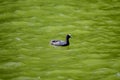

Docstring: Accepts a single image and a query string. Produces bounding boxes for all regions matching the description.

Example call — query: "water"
[0,0,120,80]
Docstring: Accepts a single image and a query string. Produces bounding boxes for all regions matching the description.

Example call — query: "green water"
[0,0,120,80]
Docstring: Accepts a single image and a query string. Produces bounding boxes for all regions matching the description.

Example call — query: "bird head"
[67,34,71,38]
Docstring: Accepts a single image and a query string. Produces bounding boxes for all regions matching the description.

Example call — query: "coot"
[50,34,71,46]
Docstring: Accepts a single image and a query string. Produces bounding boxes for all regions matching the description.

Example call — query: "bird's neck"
[66,37,70,44]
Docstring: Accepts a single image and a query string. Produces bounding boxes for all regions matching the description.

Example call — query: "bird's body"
[50,34,71,46]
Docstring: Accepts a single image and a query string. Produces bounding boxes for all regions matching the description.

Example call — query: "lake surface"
[0,0,120,80]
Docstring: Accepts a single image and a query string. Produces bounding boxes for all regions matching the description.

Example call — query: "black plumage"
[50,34,71,46]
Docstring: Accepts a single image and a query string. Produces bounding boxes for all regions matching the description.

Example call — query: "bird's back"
[51,40,66,46]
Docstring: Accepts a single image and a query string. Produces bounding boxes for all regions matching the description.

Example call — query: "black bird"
[50,34,71,46]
